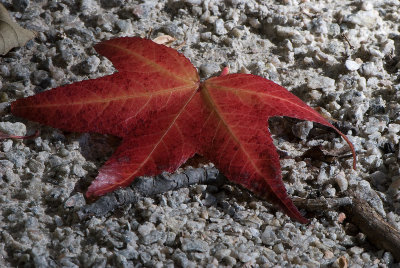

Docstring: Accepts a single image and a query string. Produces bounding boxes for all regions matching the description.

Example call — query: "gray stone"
[10,66,30,81]
[181,238,209,253]
[222,256,236,266]
[172,250,190,267]
[80,56,101,74]
[272,243,285,254]
[116,20,133,34]
[202,193,217,207]
[292,121,313,140]
[59,257,79,268]
[139,251,151,264]
[0,122,26,136]
[214,249,231,260]
[360,62,378,77]
[344,10,382,28]
[12,0,29,12]
[200,32,212,41]
[115,254,129,268]
[33,254,50,268]
[28,159,45,173]
[349,246,364,255]
[118,245,138,260]
[141,230,165,245]
[2,140,13,152]
[80,0,99,14]
[165,232,176,246]
[307,76,335,89]
[65,193,86,209]
[100,0,123,8]
[328,23,341,36]
[137,223,155,237]
[72,164,87,177]
[214,19,227,35]
[261,226,278,246]
[199,63,220,77]
[185,0,202,5]
[6,150,26,168]
[162,23,184,37]
[383,251,394,265]
[310,18,328,34]
[31,70,49,86]
[369,171,387,187]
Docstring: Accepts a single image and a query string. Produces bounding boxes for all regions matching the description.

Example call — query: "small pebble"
[345,60,361,71]
[80,56,101,74]
[324,250,334,259]
[0,122,26,136]
[307,76,335,89]
[199,63,220,77]
[214,19,227,35]
[12,0,29,12]
[100,0,123,8]
[335,171,348,192]
[181,238,209,253]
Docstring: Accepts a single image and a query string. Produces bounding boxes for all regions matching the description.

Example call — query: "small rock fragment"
[181,238,209,253]
[345,60,361,71]
[214,19,227,35]
[80,55,100,74]
[199,63,220,77]
[292,121,313,140]
[360,62,378,77]
[344,10,382,28]
[0,122,26,136]
[261,226,278,246]
[12,0,29,12]
[64,193,86,209]
[337,212,346,224]
[335,255,348,268]
[307,76,335,89]
[324,250,334,259]
[100,0,123,8]
[335,171,348,192]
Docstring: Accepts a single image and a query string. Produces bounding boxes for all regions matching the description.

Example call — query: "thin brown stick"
[345,190,400,261]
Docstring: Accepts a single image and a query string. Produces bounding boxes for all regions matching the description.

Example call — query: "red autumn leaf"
[11,37,356,223]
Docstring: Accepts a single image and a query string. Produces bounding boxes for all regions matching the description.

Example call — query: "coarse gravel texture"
[1,0,400,267]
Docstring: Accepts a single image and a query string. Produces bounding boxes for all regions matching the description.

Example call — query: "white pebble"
[344,10,382,28]
[214,19,227,35]
[307,76,335,89]
[335,171,348,192]
[388,124,400,133]
[345,60,361,71]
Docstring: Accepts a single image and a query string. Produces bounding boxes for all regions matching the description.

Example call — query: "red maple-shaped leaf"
[11,37,356,223]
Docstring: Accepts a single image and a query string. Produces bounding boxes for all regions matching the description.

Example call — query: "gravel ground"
[1,0,400,267]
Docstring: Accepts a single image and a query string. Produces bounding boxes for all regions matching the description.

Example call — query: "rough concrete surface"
[1,0,400,267]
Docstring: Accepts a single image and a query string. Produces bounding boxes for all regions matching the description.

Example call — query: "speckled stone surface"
[1,0,400,267]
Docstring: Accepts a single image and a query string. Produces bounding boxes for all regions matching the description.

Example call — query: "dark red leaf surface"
[11,37,356,223]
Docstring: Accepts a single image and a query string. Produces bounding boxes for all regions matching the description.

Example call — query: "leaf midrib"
[200,82,265,178]
[18,84,196,108]
[210,82,322,119]
[104,41,198,84]
[109,86,200,189]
